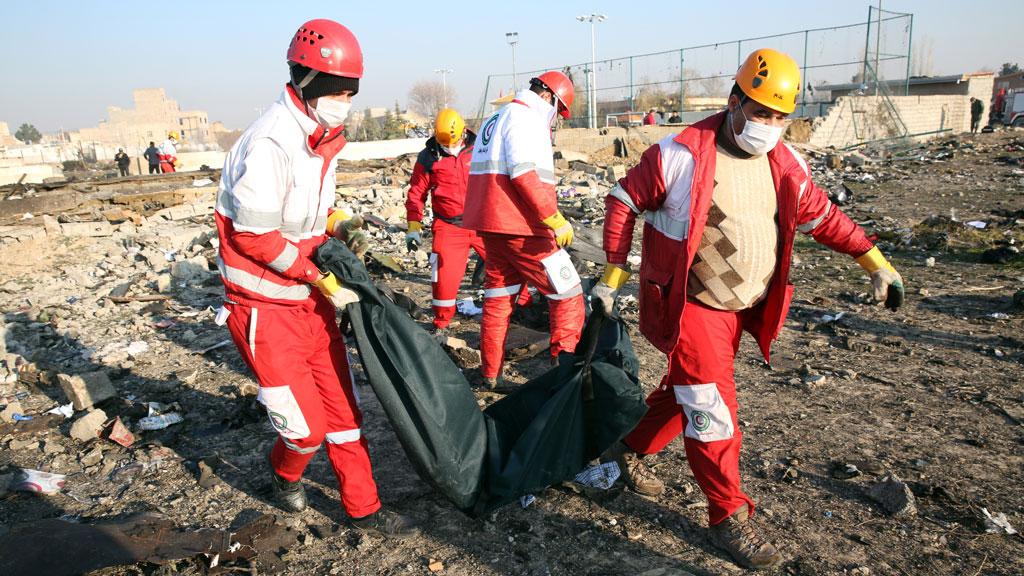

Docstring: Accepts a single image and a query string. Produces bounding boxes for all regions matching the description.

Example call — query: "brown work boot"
[602,441,664,497]
[709,504,782,570]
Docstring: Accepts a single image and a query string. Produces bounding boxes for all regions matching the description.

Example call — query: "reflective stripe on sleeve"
[797,200,832,234]
[267,243,299,273]
[218,258,312,301]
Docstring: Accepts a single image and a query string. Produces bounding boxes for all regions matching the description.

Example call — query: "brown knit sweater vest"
[687,145,779,310]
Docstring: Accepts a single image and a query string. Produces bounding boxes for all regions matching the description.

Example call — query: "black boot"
[350,507,419,539]
[269,465,307,513]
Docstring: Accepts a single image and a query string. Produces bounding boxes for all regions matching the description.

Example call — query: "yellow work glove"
[326,209,369,259]
[590,264,630,316]
[313,271,360,309]
[855,247,904,311]
[406,220,422,252]
[542,212,574,247]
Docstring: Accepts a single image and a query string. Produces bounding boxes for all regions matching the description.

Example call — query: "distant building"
[69,88,216,150]
[993,71,1024,99]
[820,72,994,104]
[0,121,21,147]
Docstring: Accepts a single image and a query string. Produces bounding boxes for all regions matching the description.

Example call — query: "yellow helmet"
[168,130,180,140]
[433,108,465,148]
[735,48,801,114]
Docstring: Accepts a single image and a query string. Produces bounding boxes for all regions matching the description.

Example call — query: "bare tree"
[695,75,728,97]
[911,35,934,77]
[408,80,457,118]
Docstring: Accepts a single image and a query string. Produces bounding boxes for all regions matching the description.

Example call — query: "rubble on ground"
[0,130,1021,574]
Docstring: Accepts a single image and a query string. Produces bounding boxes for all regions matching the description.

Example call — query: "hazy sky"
[1,0,1019,133]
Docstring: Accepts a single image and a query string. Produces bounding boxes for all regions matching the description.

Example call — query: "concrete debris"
[69,408,108,442]
[868,473,917,517]
[1,399,23,422]
[58,370,116,411]
[0,131,1020,574]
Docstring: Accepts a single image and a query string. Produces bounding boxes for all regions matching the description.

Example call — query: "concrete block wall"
[807,94,972,149]
[553,125,682,154]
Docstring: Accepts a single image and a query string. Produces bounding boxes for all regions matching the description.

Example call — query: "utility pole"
[577,13,607,129]
[434,67,453,108]
[505,32,519,91]
[874,0,882,96]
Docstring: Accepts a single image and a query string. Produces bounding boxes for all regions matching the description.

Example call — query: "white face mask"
[442,144,463,156]
[313,97,352,129]
[731,104,784,156]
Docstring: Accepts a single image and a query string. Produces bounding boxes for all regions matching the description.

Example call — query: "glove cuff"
[326,209,352,237]
[855,246,895,274]
[542,211,568,230]
[407,220,423,233]
[601,264,631,289]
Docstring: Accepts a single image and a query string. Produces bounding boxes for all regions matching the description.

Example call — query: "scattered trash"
[981,508,1018,535]
[107,416,136,447]
[574,461,621,490]
[988,312,1010,320]
[964,221,987,229]
[137,412,183,431]
[46,403,74,419]
[11,468,66,494]
[192,178,215,187]
[519,494,536,508]
[0,512,298,575]
[456,297,483,316]
[818,311,846,323]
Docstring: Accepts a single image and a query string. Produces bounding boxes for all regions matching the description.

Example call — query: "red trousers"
[479,232,584,379]
[624,301,754,525]
[158,154,176,173]
[430,219,486,329]
[224,296,381,518]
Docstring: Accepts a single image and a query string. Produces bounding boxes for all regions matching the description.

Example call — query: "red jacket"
[405,131,476,223]
[603,112,874,359]
[215,85,348,308]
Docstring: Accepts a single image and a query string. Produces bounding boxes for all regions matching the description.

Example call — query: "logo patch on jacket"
[481,114,499,146]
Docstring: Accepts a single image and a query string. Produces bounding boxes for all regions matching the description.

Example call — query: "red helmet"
[532,71,575,118]
[287,19,363,79]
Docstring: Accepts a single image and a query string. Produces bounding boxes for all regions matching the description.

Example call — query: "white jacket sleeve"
[226,139,290,235]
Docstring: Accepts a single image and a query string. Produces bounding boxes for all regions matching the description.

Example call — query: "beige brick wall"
[553,125,681,154]
[807,94,974,149]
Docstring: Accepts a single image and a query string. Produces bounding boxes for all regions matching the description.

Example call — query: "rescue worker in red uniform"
[158,131,179,173]
[592,49,904,569]
[463,71,583,389]
[405,108,481,332]
[215,18,416,538]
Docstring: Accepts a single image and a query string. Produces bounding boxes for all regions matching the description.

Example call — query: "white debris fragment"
[982,508,1018,535]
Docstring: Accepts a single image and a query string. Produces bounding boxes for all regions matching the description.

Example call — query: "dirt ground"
[0,131,1022,576]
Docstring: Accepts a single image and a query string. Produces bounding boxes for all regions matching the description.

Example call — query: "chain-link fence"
[474,8,912,128]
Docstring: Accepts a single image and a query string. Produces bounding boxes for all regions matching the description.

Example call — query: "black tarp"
[314,239,647,515]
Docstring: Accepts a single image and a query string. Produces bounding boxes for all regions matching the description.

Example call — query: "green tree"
[999,62,1021,76]
[15,123,41,144]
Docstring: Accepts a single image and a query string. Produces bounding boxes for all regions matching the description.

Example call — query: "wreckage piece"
[314,239,647,516]
[0,512,297,576]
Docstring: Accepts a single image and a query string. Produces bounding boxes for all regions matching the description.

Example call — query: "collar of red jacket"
[283,84,347,158]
